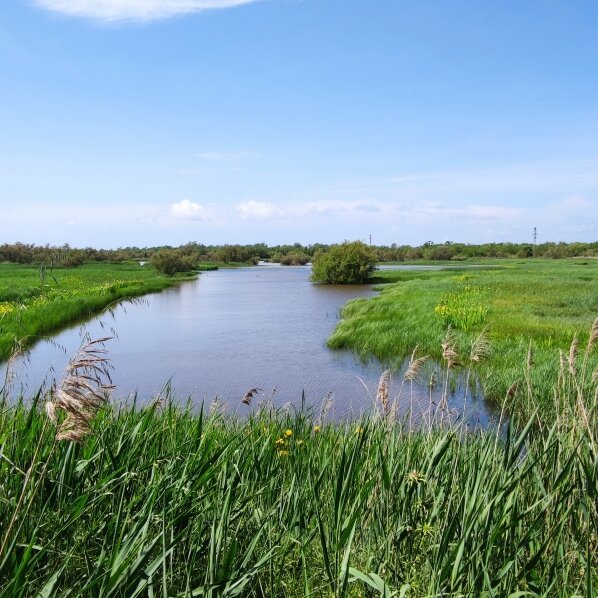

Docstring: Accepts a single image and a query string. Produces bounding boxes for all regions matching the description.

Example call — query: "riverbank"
[329,259,598,420]
[0,378,594,595]
[0,262,197,361]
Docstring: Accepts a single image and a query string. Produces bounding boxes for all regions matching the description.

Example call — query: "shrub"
[311,241,376,284]
[150,249,198,276]
[278,252,310,266]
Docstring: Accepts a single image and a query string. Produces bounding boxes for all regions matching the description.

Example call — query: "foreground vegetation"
[0,333,595,596]
[0,262,195,361]
[329,260,598,420]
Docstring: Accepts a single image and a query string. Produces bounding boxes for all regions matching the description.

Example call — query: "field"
[328,259,598,420]
[0,262,196,362]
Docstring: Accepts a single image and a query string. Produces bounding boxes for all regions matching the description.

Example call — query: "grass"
[0,262,196,361]
[329,259,598,419]
[0,348,595,596]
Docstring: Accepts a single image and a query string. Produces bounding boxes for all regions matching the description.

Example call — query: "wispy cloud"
[235,199,525,222]
[32,0,261,22]
[170,199,211,221]
[236,200,390,221]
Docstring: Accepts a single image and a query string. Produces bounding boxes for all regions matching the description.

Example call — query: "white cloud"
[237,200,281,220]
[170,199,210,220]
[32,0,261,22]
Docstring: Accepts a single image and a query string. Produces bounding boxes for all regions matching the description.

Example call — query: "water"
[2,264,495,424]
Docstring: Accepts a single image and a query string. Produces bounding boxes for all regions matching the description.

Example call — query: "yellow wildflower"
[313,425,321,433]
[277,450,289,457]
[284,429,293,437]
[406,470,426,486]
[275,438,285,446]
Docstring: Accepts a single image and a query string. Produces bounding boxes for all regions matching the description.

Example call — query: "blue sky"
[1,0,597,248]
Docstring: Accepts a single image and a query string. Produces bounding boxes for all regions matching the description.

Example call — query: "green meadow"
[328,259,598,420]
[0,262,196,361]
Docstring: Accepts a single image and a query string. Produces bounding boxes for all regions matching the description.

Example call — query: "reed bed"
[0,337,596,596]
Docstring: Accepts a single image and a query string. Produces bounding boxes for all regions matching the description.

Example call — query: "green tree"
[311,240,377,284]
[150,249,198,276]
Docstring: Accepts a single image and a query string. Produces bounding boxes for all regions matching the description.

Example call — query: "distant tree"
[151,249,198,276]
[311,241,377,284]
[517,245,534,258]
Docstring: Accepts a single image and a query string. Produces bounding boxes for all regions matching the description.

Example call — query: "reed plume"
[45,337,114,442]
[587,317,598,351]
[376,370,391,414]
[404,346,429,382]
[567,335,579,375]
[241,387,262,405]
[441,327,460,368]
[470,326,491,363]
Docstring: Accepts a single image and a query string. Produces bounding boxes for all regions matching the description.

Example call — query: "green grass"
[0,262,196,361]
[329,259,598,419]
[0,368,595,596]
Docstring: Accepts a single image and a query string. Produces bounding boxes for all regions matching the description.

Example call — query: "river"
[2,264,495,424]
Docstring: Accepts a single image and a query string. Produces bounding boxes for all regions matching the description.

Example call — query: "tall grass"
[0,336,596,595]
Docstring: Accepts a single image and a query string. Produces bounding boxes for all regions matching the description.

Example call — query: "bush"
[311,240,376,284]
[150,249,198,276]
[278,252,310,266]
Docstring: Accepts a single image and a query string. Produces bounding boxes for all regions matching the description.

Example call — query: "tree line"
[1,240,597,268]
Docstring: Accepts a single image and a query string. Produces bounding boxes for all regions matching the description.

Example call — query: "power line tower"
[369,234,372,247]
[533,227,537,256]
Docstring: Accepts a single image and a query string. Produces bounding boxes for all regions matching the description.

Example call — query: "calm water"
[3,264,495,423]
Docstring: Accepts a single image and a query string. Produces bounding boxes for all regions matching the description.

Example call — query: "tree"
[151,249,198,276]
[310,241,377,284]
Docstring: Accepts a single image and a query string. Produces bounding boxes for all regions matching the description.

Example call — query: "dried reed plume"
[441,328,460,368]
[241,387,262,405]
[470,326,491,363]
[588,318,598,351]
[404,346,429,382]
[45,337,114,442]
[376,370,391,414]
[568,335,579,375]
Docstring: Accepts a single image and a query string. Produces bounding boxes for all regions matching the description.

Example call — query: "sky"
[1,0,598,248]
